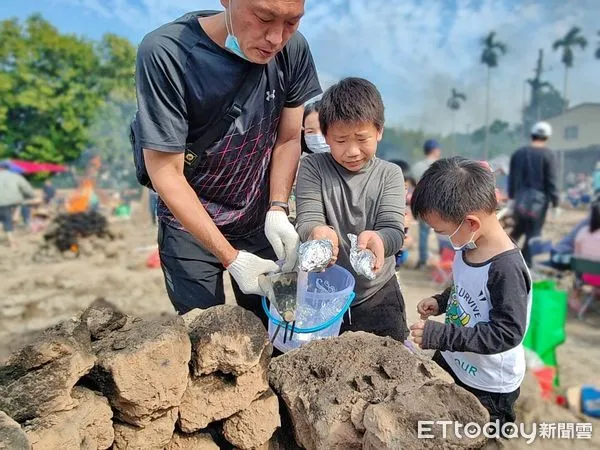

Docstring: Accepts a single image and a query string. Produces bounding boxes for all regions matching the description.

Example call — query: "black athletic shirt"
[134,11,322,239]
[508,145,559,208]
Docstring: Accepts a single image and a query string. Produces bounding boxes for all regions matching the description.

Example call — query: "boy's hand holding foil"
[357,231,385,272]
[348,232,384,280]
[301,226,339,270]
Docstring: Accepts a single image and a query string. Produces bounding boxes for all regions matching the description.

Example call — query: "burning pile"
[42,211,113,254]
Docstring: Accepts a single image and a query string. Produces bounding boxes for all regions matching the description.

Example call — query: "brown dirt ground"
[1,202,598,447]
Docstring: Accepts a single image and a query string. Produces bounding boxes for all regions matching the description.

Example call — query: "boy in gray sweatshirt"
[295,78,407,340]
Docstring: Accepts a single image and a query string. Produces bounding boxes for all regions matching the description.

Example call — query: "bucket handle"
[262,292,355,334]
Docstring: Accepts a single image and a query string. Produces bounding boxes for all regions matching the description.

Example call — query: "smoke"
[59,0,600,132]
[302,0,600,133]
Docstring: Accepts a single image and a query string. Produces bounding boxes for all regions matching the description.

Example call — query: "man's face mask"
[305,134,330,153]
[225,1,250,61]
[446,219,477,251]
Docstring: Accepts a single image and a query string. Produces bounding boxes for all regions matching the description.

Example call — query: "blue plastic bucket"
[262,264,355,352]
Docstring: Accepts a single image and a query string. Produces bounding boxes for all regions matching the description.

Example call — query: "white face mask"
[305,134,330,153]
[447,219,477,251]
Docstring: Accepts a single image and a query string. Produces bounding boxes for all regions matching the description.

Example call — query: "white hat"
[531,121,552,138]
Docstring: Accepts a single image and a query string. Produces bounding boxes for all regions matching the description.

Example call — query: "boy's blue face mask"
[446,219,477,251]
[225,2,250,61]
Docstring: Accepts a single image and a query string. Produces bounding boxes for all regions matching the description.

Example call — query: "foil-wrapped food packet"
[297,239,334,272]
[348,233,376,280]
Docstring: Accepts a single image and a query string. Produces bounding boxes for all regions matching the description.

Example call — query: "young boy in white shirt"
[409,157,532,429]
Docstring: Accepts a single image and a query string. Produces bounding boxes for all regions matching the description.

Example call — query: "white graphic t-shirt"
[423,248,532,393]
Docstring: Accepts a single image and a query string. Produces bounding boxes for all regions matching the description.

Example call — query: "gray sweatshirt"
[0,170,35,207]
[296,153,405,304]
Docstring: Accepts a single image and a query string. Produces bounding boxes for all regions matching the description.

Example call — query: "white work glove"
[264,210,299,272]
[227,251,280,296]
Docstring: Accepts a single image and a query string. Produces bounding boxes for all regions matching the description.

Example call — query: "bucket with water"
[262,264,355,353]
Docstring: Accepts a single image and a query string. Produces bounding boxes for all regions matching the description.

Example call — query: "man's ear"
[377,128,384,142]
[221,0,230,9]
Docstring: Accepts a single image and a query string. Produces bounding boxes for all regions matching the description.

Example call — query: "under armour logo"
[266,89,276,101]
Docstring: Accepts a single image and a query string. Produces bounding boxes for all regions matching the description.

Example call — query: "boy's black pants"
[433,351,520,432]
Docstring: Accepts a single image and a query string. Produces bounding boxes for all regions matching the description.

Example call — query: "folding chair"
[570,257,600,320]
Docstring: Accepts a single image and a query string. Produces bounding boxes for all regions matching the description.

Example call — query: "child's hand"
[417,297,439,319]
[357,230,385,272]
[309,225,339,266]
[410,320,426,347]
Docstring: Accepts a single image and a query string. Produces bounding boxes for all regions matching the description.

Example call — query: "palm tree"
[447,88,467,154]
[595,31,600,59]
[480,31,507,160]
[553,26,588,107]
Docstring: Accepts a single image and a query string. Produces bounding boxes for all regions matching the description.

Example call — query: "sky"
[2,0,600,133]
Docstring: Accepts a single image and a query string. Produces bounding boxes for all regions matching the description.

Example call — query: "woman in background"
[290,101,327,222]
[570,197,600,312]
[300,101,328,155]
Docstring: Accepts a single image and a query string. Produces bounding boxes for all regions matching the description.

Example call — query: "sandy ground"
[1,203,599,445]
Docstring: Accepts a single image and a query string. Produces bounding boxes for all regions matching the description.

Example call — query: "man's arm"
[508,152,517,200]
[144,149,238,267]
[263,105,306,271]
[269,105,303,206]
[17,176,35,200]
[544,151,559,207]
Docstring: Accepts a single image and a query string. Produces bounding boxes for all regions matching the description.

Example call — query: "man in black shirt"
[134,1,322,319]
[508,121,559,266]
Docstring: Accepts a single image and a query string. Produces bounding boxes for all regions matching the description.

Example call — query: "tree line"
[438,26,594,161]
[0,14,135,166]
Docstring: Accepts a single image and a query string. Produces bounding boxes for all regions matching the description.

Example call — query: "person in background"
[290,100,325,223]
[390,159,415,268]
[412,139,442,269]
[43,179,57,205]
[149,190,159,226]
[574,198,600,267]
[296,77,407,340]
[593,161,600,195]
[20,204,31,228]
[570,197,600,310]
[0,162,36,248]
[301,100,328,155]
[508,121,559,267]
